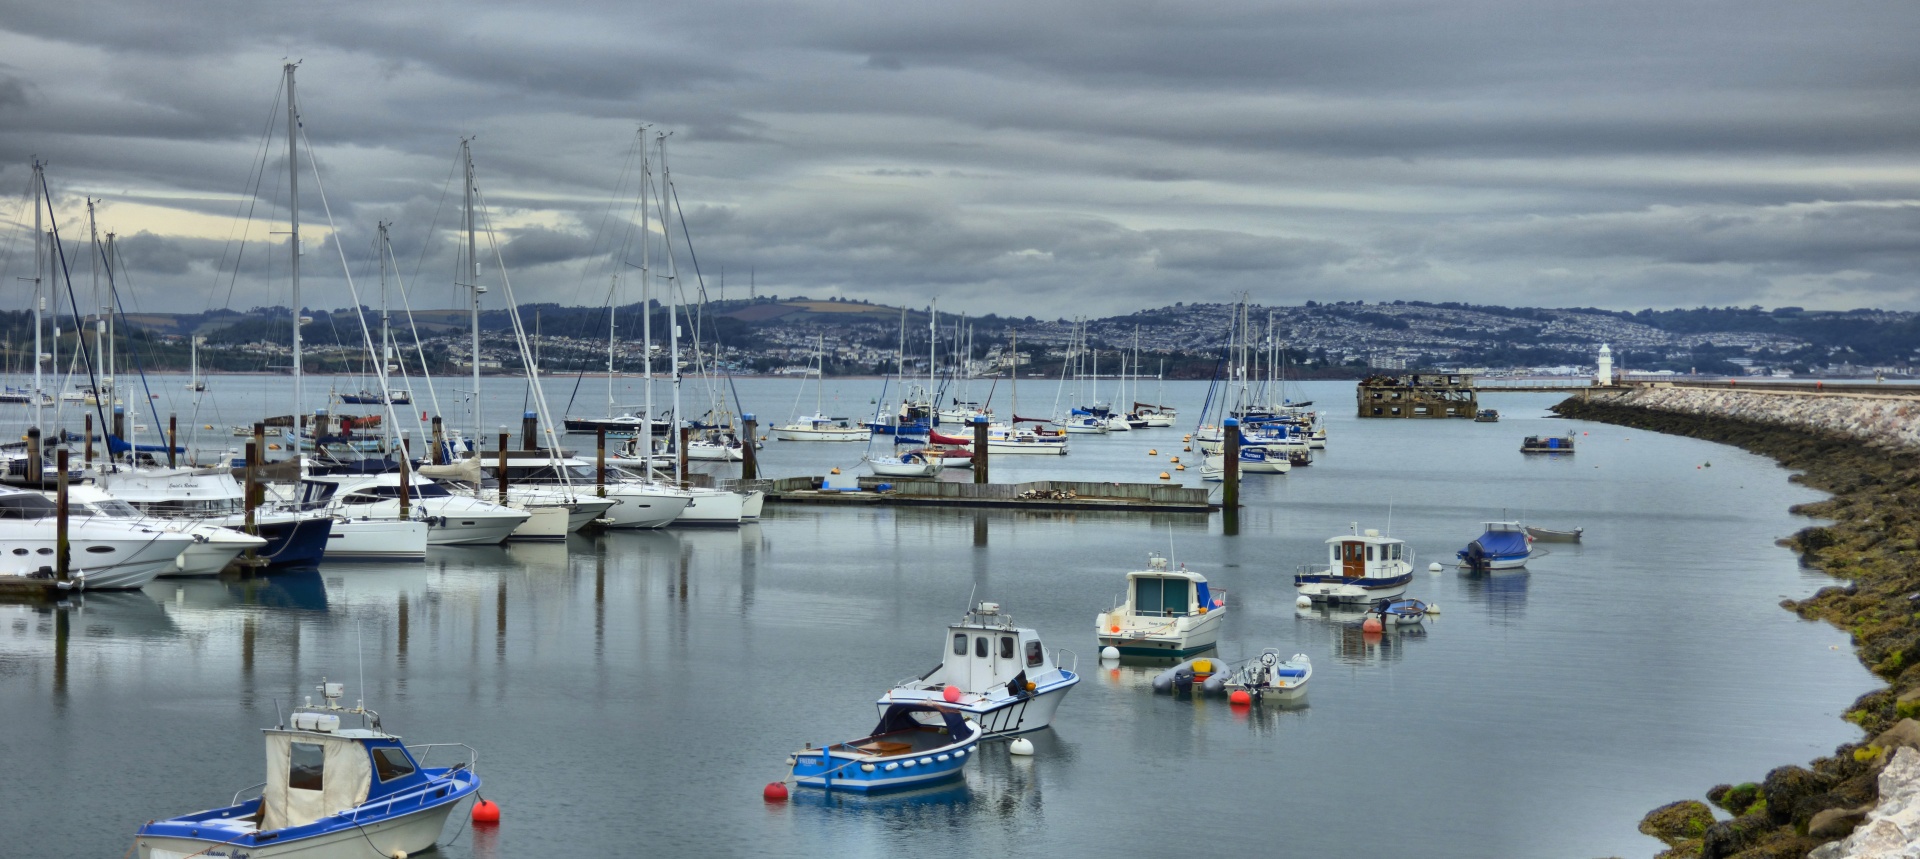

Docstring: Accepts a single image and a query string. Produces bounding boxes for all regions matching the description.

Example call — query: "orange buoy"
[1229,690,1252,706]
[471,798,501,824]
[1362,617,1384,633]
[1182,445,1191,452]
[1159,472,1170,480]
[763,782,789,802]
[1148,449,1158,456]
[1175,464,1185,471]
[829,467,840,475]
[1109,624,1120,633]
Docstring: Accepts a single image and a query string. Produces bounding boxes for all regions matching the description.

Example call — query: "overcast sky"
[0,0,1915,319]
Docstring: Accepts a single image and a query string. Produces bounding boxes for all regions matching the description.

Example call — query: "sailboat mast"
[641,141,653,443]
[927,300,936,421]
[30,162,42,429]
[285,64,303,421]
[378,222,392,376]
[463,139,480,442]
[1010,329,1018,419]
[656,133,682,460]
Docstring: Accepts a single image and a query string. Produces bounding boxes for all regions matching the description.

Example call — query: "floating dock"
[761,477,1215,513]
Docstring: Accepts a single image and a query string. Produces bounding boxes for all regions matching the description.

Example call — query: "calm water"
[0,377,1878,858]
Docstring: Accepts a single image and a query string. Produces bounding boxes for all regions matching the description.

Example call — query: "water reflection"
[1293,603,1429,667]
[1457,569,1530,621]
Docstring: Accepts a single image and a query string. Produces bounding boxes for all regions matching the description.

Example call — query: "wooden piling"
[740,414,758,482]
[55,448,69,582]
[972,416,989,484]
[595,426,607,498]
[496,430,509,505]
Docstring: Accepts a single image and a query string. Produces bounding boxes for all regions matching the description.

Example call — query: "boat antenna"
[1168,522,1177,569]
[356,620,366,723]
[1386,496,1394,536]
[965,583,976,614]
[273,697,284,730]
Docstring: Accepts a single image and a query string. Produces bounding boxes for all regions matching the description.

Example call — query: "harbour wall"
[1554,389,1920,859]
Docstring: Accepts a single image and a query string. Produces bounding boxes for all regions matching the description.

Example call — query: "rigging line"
[101,239,169,436]
[212,78,287,314]
[404,146,462,306]
[386,232,440,436]
[298,122,408,448]
[0,166,34,289]
[472,185,569,477]
[38,175,110,435]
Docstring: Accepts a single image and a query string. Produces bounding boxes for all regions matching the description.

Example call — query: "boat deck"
[834,728,954,758]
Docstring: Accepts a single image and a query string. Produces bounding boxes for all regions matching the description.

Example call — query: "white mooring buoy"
[1100,646,1121,660]
[1009,737,1035,756]
[1428,562,1443,572]
[1295,595,1312,609]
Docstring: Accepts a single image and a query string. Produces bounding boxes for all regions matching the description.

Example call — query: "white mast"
[641,138,654,446]
[462,139,481,445]
[928,300,936,421]
[606,275,617,417]
[377,221,393,377]
[30,162,43,429]
[655,132,682,465]
[285,63,303,422]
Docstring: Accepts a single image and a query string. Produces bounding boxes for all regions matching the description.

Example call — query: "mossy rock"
[1709,783,1762,815]
[1655,840,1702,859]
[1699,813,1774,859]
[1642,800,1716,846]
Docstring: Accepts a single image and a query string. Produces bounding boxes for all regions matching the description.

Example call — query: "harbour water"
[0,377,1878,857]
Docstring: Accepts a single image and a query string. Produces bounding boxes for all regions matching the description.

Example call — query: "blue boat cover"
[1070,408,1092,416]
[104,434,183,455]
[1548,437,1560,449]
[1470,529,1529,558]
[1195,581,1212,610]
[873,704,969,740]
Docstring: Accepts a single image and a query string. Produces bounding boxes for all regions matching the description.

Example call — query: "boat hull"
[135,771,474,859]
[791,735,978,793]
[1096,610,1224,657]
[508,505,572,540]
[322,519,430,559]
[771,428,868,442]
[595,485,693,529]
[877,672,1078,738]
[1292,571,1413,603]
[672,489,746,526]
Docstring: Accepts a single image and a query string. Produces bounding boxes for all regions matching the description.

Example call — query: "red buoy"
[1362,617,1384,633]
[1228,690,1252,706]
[471,799,501,825]
[942,685,963,703]
[763,782,789,802]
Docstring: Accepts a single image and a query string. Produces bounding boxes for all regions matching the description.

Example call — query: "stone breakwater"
[1597,387,1920,452]
[1555,391,1920,859]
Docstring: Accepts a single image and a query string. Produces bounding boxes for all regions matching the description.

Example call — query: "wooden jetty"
[762,476,1215,513]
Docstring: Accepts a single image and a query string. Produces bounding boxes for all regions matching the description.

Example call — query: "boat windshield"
[0,493,57,519]
[81,499,142,518]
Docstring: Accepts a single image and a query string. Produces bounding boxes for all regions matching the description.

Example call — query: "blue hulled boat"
[1457,521,1532,570]
[787,704,981,793]
[133,680,480,859]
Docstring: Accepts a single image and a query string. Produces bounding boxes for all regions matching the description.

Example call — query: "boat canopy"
[1470,526,1530,558]
[872,704,969,739]
[262,729,374,831]
[1128,571,1210,617]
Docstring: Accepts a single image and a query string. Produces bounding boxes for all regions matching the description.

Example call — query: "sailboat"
[772,336,864,441]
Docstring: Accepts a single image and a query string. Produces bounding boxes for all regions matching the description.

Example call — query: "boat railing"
[232,781,267,806]
[341,767,476,824]
[407,742,480,776]
[1054,648,1078,675]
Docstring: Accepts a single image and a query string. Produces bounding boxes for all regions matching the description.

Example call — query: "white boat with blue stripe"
[133,679,479,859]
[879,602,1079,737]
[1096,554,1226,657]
[787,706,981,793]
[1294,523,1415,603]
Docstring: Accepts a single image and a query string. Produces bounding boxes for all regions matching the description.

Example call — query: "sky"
[0,0,1915,320]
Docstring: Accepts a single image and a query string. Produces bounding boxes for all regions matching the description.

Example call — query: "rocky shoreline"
[1554,393,1920,859]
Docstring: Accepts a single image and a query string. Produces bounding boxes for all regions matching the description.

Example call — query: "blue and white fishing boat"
[133,679,480,859]
[1457,521,1531,570]
[1372,597,1431,625]
[1221,649,1313,701]
[787,705,981,793]
[1294,524,1415,603]
[879,602,1079,737]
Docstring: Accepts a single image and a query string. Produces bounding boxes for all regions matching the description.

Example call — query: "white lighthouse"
[1595,344,1614,386]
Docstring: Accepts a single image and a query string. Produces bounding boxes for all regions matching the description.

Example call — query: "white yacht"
[63,485,265,576]
[770,413,867,442]
[94,465,334,569]
[482,458,692,529]
[294,473,529,546]
[0,487,196,589]
[880,602,1078,738]
[1095,554,1226,657]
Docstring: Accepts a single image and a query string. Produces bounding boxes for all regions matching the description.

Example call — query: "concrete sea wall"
[1587,386,1920,451]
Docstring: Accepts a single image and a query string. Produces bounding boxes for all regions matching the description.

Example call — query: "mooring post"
[83,413,93,467]
[247,422,264,540]
[25,427,42,485]
[314,408,329,439]
[397,437,412,520]
[678,425,691,489]
[497,428,510,505]
[112,405,125,452]
[596,426,608,498]
[740,414,758,482]
[431,415,445,465]
[972,415,989,484]
[55,447,69,582]
[521,410,538,451]
[167,414,177,468]
[1223,417,1241,536]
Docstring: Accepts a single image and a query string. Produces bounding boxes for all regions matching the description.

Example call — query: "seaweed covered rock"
[1698,814,1773,859]
[1805,803,1871,839]
[1708,782,1764,816]
[1641,800,1716,846]
[1870,719,1920,756]
[1761,765,1832,826]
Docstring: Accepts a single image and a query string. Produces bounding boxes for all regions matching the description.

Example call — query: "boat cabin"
[1122,556,1217,619]
[935,602,1059,695]
[1324,528,1409,581]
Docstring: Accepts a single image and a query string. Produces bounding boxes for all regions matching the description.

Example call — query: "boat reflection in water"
[1457,568,1530,620]
[1294,602,1428,667]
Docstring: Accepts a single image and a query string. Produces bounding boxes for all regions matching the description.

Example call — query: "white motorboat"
[1095,554,1226,657]
[95,465,334,568]
[1458,521,1532,570]
[878,602,1079,738]
[63,486,265,576]
[1295,524,1415,603]
[0,487,196,589]
[865,451,942,478]
[321,518,431,560]
[295,473,529,546]
[671,486,764,526]
[1054,415,1109,435]
[464,458,693,529]
[1221,650,1312,701]
[133,678,479,859]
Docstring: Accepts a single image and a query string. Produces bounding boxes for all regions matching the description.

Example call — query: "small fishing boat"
[336,388,412,405]
[1523,525,1583,542]
[865,450,942,478]
[1475,409,1500,423]
[1521,434,1574,453]
[878,602,1078,737]
[1294,524,1415,603]
[1221,650,1312,701]
[771,412,868,442]
[1096,554,1226,656]
[1372,598,1430,625]
[1457,521,1531,570]
[132,679,480,859]
[786,705,980,793]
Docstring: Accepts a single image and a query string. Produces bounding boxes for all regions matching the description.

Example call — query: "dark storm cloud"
[0,0,1913,315]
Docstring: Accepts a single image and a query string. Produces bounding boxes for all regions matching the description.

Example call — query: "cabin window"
[1366,546,1375,561]
[1026,640,1044,667]
[372,747,415,782]
[953,634,966,655]
[1391,545,1402,560]
[1329,546,1339,564]
[999,636,1015,659]
[975,636,988,658]
[289,742,325,791]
